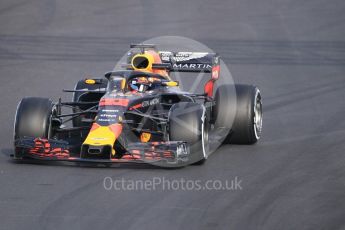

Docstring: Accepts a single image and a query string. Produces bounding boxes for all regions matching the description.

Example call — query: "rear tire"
[214,84,262,144]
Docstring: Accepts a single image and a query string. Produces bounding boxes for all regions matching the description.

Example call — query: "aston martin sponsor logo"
[173,52,208,62]
[172,63,212,69]
[142,98,160,107]
[159,51,172,61]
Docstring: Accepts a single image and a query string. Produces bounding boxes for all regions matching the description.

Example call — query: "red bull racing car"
[13,44,263,167]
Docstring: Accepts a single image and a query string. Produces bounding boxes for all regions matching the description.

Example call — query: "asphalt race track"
[1,0,345,229]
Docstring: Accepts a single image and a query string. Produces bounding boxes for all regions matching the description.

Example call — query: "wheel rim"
[253,90,263,139]
[201,110,209,159]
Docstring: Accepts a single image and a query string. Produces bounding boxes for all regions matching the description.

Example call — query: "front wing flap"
[14,137,190,164]
[125,141,190,163]
[15,137,70,159]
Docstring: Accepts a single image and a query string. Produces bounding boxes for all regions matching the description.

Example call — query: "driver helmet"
[129,77,150,92]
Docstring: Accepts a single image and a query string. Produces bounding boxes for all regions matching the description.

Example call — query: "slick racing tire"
[214,84,263,144]
[72,79,107,127]
[169,102,209,165]
[14,97,54,158]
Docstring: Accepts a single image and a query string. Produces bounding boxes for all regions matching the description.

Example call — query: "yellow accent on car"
[131,53,154,72]
[121,78,126,90]
[85,79,96,84]
[165,81,179,87]
[83,126,116,146]
[140,132,151,142]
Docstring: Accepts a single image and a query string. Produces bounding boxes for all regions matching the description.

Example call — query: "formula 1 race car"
[13,44,262,167]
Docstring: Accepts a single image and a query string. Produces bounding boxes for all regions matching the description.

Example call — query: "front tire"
[168,102,209,165]
[14,97,54,158]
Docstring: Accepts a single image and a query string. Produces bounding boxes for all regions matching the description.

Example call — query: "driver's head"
[129,77,149,92]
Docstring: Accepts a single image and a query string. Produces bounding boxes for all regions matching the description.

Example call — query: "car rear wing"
[158,51,220,97]
[159,51,220,73]
[128,44,220,74]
